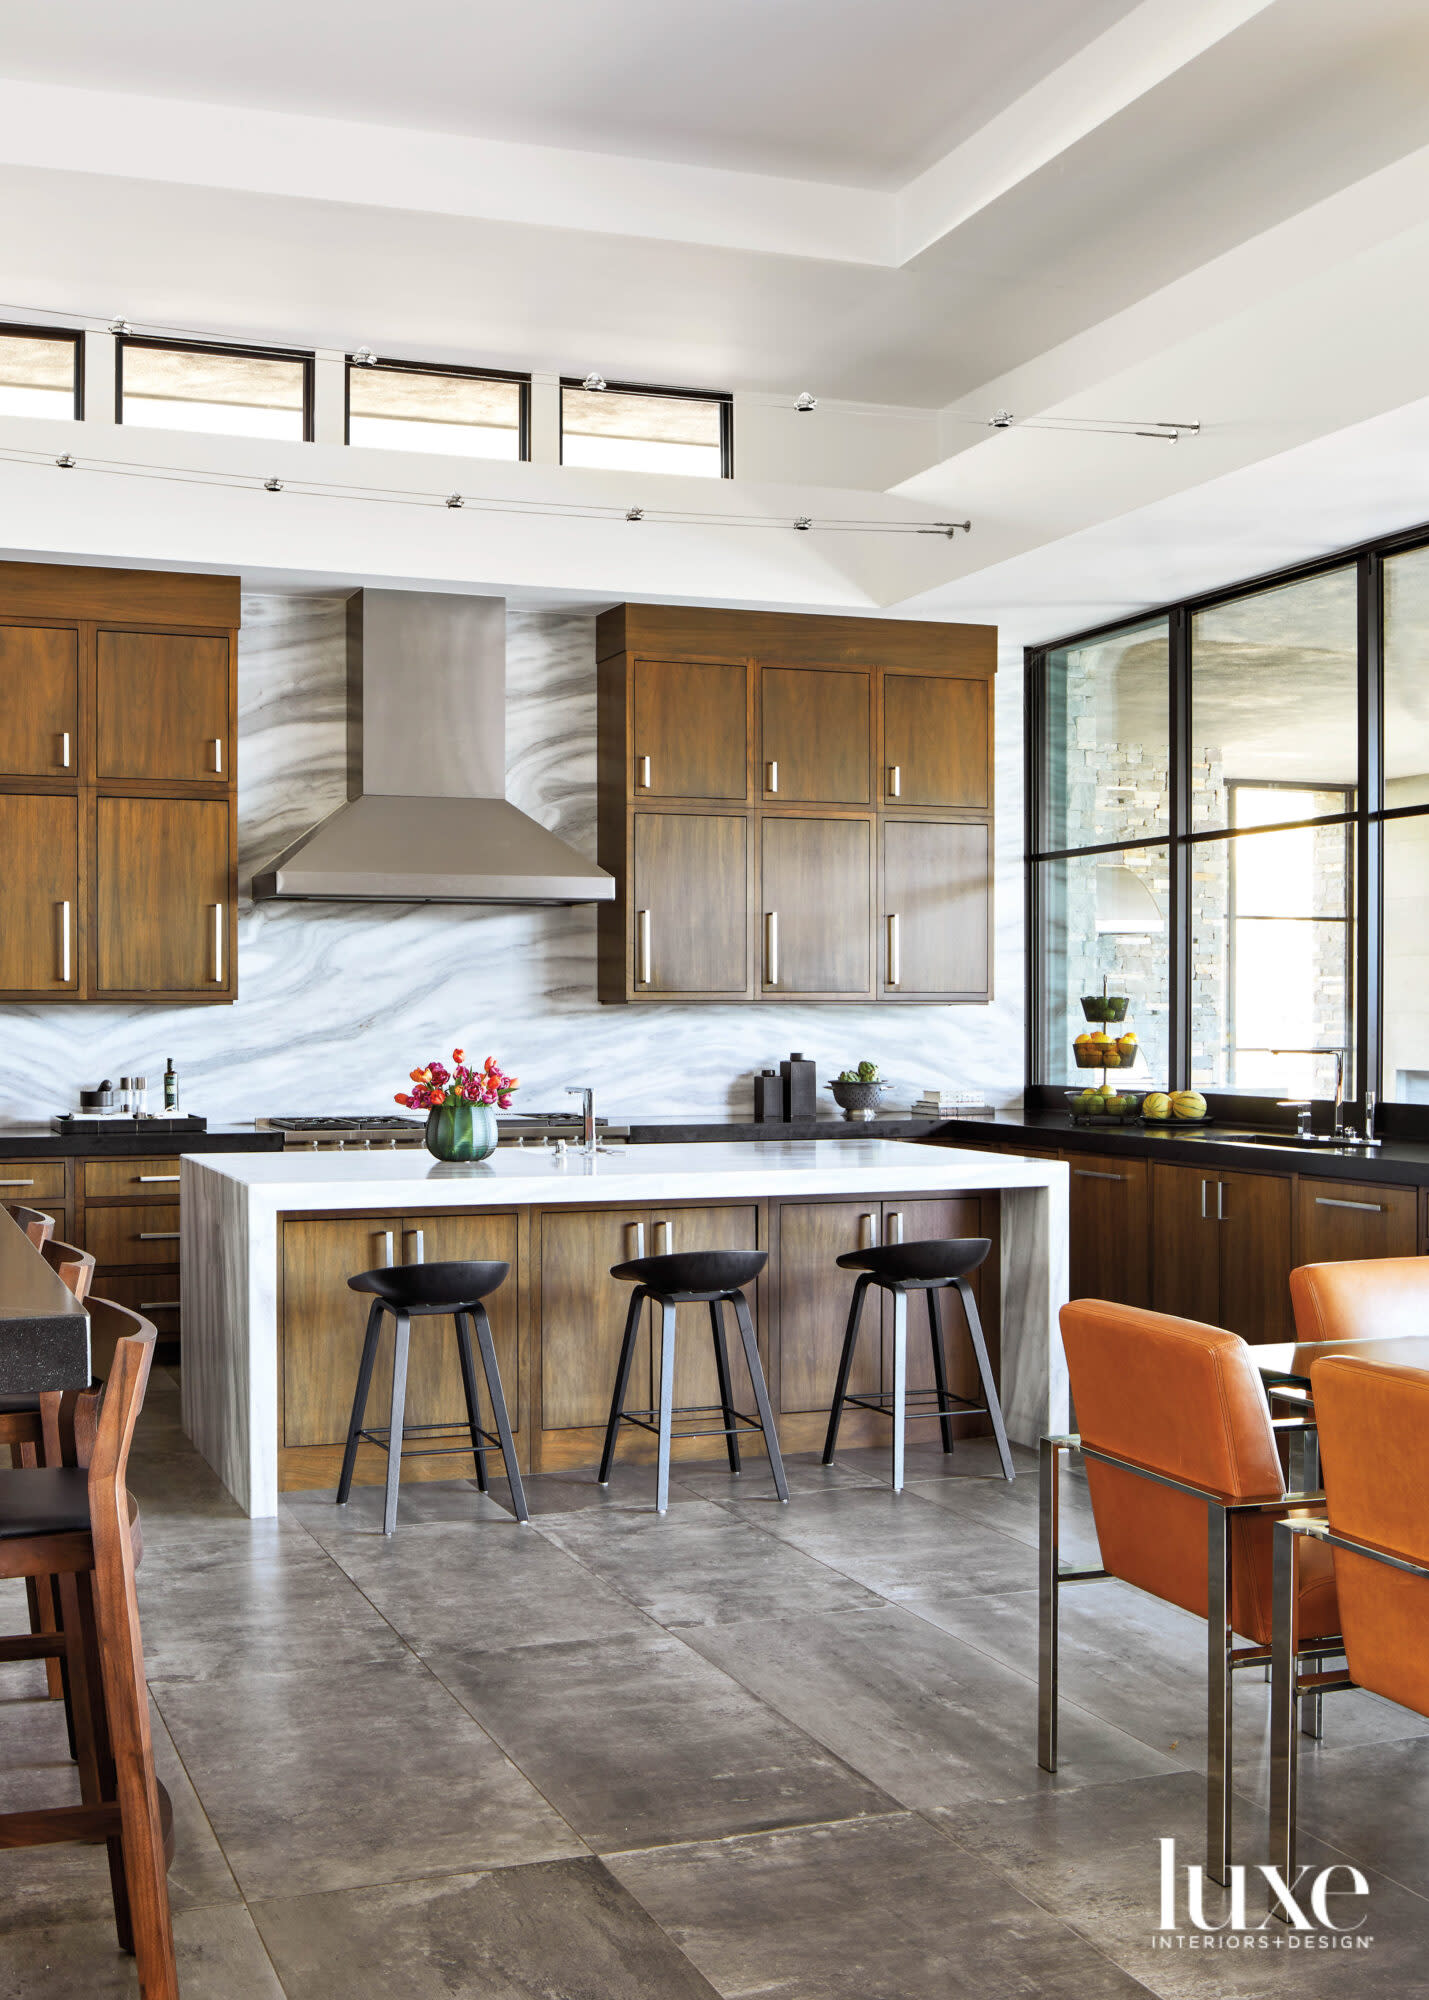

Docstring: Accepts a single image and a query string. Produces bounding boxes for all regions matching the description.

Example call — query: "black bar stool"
[336,1260,528,1536]
[821,1238,1014,1492]
[600,1249,788,1514]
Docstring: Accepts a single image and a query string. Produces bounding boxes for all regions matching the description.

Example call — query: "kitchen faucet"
[565,1085,612,1156]
[1268,1047,1377,1145]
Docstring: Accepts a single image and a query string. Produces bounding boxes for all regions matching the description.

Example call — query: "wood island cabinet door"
[95,795,230,996]
[882,673,990,809]
[632,812,748,994]
[1214,1170,1293,1343]
[96,630,231,783]
[0,794,79,994]
[539,1209,653,1433]
[631,658,748,800]
[0,626,78,778]
[760,815,872,996]
[881,1197,992,1415]
[1068,1159,1150,1308]
[1150,1165,1222,1327]
[1295,1178,1419,1266]
[882,818,990,998]
[777,1201,882,1414]
[282,1217,401,1447]
[638,1205,761,1416]
[760,665,870,804]
[394,1213,521,1438]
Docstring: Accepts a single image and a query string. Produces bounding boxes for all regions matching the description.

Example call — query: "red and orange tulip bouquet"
[395,1049,519,1113]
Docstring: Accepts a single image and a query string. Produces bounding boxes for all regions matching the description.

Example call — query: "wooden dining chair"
[0,1300,178,1997]
[5,1202,56,1249]
[41,1236,96,1302]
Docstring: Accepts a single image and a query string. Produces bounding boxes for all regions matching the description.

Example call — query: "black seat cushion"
[836,1237,991,1283]
[610,1249,768,1296]
[348,1260,510,1311]
[0,1466,90,1540]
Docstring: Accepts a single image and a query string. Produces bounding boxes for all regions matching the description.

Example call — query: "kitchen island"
[181,1140,1068,1516]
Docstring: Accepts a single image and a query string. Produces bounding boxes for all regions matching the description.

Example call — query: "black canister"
[781,1052,817,1122]
[754,1070,786,1123]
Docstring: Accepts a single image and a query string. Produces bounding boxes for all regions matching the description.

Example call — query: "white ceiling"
[0,0,1138,186]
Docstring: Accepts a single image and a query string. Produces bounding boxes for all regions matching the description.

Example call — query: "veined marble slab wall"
[0,597,1026,1123]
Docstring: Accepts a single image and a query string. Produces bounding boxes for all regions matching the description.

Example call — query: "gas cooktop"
[257,1112,609,1149]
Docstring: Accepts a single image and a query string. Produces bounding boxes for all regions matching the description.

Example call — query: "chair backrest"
[85,1294,149,1386]
[41,1237,96,1303]
[1290,1258,1429,1344]
[6,1203,56,1249]
[1311,1354,1429,1717]
[1060,1300,1287,1640]
[86,1300,157,1492]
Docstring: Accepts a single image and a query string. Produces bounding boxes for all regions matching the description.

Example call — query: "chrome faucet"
[1268,1047,1377,1145]
[565,1085,610,1156]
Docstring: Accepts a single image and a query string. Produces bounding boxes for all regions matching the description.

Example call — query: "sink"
[1235,1133,1378,1152]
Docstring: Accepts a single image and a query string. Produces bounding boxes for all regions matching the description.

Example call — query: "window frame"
[0,320,84,420]
[115,334,315,440]
[558,377,733,478]
[343,353,530,460]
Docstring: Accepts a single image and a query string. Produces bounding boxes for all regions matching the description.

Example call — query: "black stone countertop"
[0,1206,90,1393]
[0,1122,287,1160]
[622,1108,1429,1189]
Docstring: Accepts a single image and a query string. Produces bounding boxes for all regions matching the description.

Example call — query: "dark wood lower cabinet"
[0,794,79,995]
[776,1201,882,1417]
[1151,1163,1292,1341]
[1068,1160,1149,1309]
[1295,1178,1419,1263]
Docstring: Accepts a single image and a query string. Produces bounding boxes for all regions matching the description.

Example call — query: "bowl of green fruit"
[830,1062,887,1120]
[1065,1087,1143,1126]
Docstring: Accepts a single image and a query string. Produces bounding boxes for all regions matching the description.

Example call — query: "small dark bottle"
[754,1070,786,1123]
[781,1052,817,1123]
[163,1057,180,1114]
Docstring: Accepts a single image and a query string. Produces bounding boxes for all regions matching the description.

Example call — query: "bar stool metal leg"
[708,1298,742,1474]
[655,1301,678,1515]
[468,1305,530,1523]
[453,1313,490,1493]
[821,1272,872,1465]
[890,1286,908,1493]
[956,1278,1015,1480]
[731,1288,788,1502]
[337,1299,384,1505]
[926,1287,956,1455]
[383,1309,411,1536]
[599,1286,647,1484]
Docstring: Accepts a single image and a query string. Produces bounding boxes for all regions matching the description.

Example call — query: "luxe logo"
[1155,1839,1372,1949]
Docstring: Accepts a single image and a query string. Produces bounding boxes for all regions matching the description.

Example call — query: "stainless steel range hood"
[252,591,614,905]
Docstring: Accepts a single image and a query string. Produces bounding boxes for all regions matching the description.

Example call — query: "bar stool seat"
[338,1259,528,1536]
[823,1236,1015,1492]
[601,1247,788,1513]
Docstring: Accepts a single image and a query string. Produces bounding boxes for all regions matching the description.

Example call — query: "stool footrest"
[356,1421,506,1461]
[839,1391,988,1419]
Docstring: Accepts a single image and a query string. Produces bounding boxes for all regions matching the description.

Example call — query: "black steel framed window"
[559,378,733,478]
[345,355,529,460]
[1026,522,1429,1134]
[116,335,314,442]
[0,321,83,420]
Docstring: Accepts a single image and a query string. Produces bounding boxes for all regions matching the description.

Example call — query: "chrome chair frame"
[1268,1516,1423,1902]
[1040,1433,1342,1883]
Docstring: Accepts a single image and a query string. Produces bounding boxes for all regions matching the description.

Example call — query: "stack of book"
[911,1088,988,1115]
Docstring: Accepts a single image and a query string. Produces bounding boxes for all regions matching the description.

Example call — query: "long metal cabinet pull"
[888,763,901,798]
[765,911,779,986]
[1200,1178,1207,1219]
[637,754,651,789]
[0,1179,35,1188]
[381,1231,395,1266]
[60,731,71,769]
[886,1209,903,1243]
[1073,1169,1124,1181]
[212,737,223,775]
[1315,1196,1386,1212]
[887,912,900,987]
[858,1212,876,1249]
[139,1231,181,1242]
[139,1300,179,1311]
[138,1175,181,1183]
[624,1220,646,1259]
[59,901,71,983]
[1217,1182,1225,1221]
[654,1219,671,1254]
[637,909,652,985]
[212,904,224,984]
[407,1228,425,1262]
[767,759,778,793]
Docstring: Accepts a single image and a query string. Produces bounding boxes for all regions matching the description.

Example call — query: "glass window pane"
[562,387,725,476]
[348,365,523,459]
[1043,617,1168,850]
[1383,810,1429,1101]
[1384,545,1429,810]
[1190,815,1354,1098]
[1039,848,1170,1089]
[1191,568,1357,830]
[120,344,307,441]
[0,331,79,418]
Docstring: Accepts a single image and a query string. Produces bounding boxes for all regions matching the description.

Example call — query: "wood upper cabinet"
[0,794,79,995]
[882,818,990,999]
[0,626,78,779]
[1150,1163,1292,1342]
[95,630,231,784]
[761,815,872,996]
[632,658,748,801]
[94,796,232,998]
[1295,1178,1419,1265]
[760,665,870,805]
[1068,1159,1149,1309]
[882,672,990,809]
[633,812,749,995]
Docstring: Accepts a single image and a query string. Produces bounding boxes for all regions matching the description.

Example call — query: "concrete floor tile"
[0,1901,285,2000]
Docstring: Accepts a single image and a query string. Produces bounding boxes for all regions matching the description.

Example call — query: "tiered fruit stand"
[1068,988,1141,1124]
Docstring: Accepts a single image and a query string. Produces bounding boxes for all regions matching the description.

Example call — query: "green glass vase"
[424,1101,498,1163]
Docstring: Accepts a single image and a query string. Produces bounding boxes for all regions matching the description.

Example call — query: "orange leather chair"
[1043,1301,1340,1881]
[1290,1257,1429,1343]
[1269,1355,1429,1885]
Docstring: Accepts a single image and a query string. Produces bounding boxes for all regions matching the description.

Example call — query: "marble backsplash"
[0,596,1026,1125]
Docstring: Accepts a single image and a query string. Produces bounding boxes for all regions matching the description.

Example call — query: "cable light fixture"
[966,408,1200,443]
[581,373,607,392]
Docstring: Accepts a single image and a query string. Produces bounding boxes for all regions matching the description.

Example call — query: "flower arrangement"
[395,1049,519,1113]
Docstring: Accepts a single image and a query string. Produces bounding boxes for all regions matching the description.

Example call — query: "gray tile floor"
[3,1371,1428,1997]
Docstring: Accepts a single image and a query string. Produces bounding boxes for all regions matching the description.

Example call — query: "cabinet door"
[540,1209,653,1431]
[94,796,230,996]
[760,666,870,805]
[282,1217,400,1447]
[761,815,872,996]
[1068,1159,1149,1308]
[83,1205,181,1269]
[0,626,78,779]
[632,659,747,801]
[96,630,231,783]
[882,672,990,809]
[777,1201,882,1414]
[1214,1170,1294,1343]
[1150,1165,1222,1327]
[640,1205,761,1418]
[0,794,79,994]
[1296,1178,1419,1266]
[882,818,990,998]
[882,1197,991,1413]
[395,1212,522,1441]
[633,812,748,994]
